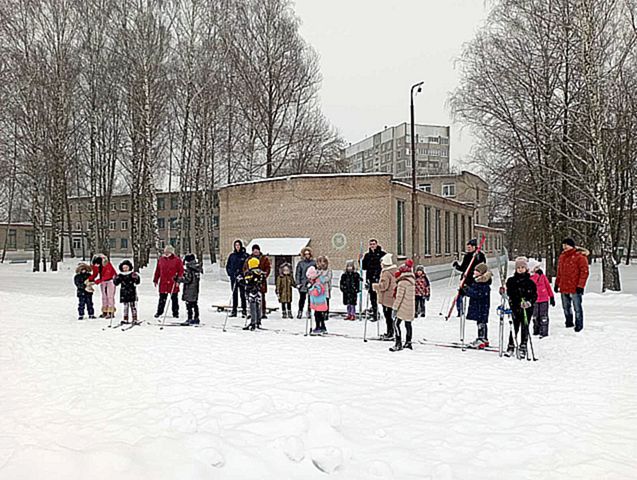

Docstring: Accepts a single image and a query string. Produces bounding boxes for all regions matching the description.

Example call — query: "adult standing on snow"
[555,238,590,332]
[244,244,271,319]
[362,239,386,322]
[153,245,184,319]
[226,240,249,318]
[453,239,487,316]
[295,247,316,319]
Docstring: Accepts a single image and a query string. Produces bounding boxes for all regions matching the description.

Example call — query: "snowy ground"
[0,260,636,479]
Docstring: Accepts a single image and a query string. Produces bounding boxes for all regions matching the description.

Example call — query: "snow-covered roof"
[220,172,391,190]
[248,238,310,256]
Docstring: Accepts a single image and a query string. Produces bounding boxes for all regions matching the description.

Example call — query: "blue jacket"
[226,247,248,281]
[464,273,492,324]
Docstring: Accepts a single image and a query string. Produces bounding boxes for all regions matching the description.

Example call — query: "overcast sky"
[293,0,489,167]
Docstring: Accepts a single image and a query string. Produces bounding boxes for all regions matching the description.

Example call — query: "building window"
[435,209,441,255]
[75,222,82,231]
[157,197,165,210]
[109,238,116,249]
[120,200,128,211]
[419,183,432,193]
[468,216,473,239]
[461,215,466,247]
[171,196,179,210]
[444,211,451,254]
[442,183,456,198]
[423,206,431,255]
[397,200,405,256]
[121,220,128,231]
[454,213,459,254]
[169,217,178,229]
[111,203,117,212]
[72,238,82,250]
[428,136,439,143]
[86,221,91,231]
[169,237,177,247]
[121,238,128,249]
[109,221,116,231]
[7,229,16,249]
[25,230,34,249]
[157,217,165,229]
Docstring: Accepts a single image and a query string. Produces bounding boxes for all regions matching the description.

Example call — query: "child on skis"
[506,257,538,359]
[176,253,202,325]
[113,260,141,324]
[339,260,361,320]
[316,255,333,318]
[414,265,431,318]
[463,263,492,348]
[74,263,96,320]
[89,254,117,318]
[307,266,328,334]
[243,257,266,330]
[372,253,398,339]
[530,264,555,338]
[276,263,294,318]
[391,261,416,351]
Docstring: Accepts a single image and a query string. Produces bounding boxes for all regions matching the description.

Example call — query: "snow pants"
[416,296,427,317]
[123,302,138,322]
[533,301,549,336]
[248,292,261,328]
[230,277,246,315]
[186,301,199,322]
[78,294,95,317]
[100,280,116,315]
[314,310,327,331]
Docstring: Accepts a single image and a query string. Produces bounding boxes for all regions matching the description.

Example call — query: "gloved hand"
[425,295,430,302]
[521,300,531,309]
[576,287,584,295]
[554,283,559,293]
[498,286,505,296]
[550,297,556,307]
[365,280,371,290]
[391,309,397,320]
[452,261,459,269]
[154,281,158,288]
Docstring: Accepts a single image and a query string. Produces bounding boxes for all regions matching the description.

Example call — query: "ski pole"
[222,277,240,332]
[160,279,179,331]
[522,299,538,361]
[362,285,370,342]
[460,310,466,351]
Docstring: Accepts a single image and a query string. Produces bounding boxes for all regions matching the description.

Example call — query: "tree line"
[451,0,637,291]
[0,0,346,271]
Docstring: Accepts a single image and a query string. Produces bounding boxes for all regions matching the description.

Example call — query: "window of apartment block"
[120,200,128,211]
[468,216,473,239]
[169,217,178,229]
[171,196,179,210]
[440,137,449,145]
[72,238,82,250]
[444,211,451,254]
[435,209,441,255]
[86,221,91,231]
[109,220,116,231]
[121,220,128,231]
[169,237,177,247]
[121,238,128,249]
[428,136,439,143]
[454,213,459,254]
[423,206,431,255]
[110,203,117,212]
[419,183,432,193]
[157,197,165,210]
[157,217,165,229]
[25,230,34,249]
[7,229,16,249]
[442,183,456,197]
[75,222,82,231]
[109,238,116,249]
[461,215,466,246]
[397,200,405,256]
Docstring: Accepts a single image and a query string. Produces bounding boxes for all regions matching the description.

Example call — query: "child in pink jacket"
[531,264,555,337]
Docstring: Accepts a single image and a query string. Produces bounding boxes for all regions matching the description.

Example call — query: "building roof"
[219,172,391,191]
[248,238,311,256]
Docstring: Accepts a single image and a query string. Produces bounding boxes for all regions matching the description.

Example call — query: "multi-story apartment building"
[343,123,451,177]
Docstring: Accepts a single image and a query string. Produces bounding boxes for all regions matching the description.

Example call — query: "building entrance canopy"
[248,238,310,257]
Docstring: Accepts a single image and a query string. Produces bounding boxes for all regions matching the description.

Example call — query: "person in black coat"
[361,239,386,321]
[113,260,141,324]
[453,238,487,316]
[226,239,249,317]
[339,260,361,320]
[176,253,202,325]
[74,263,96,320]
[463,263,492,348]
[506,256,538,358]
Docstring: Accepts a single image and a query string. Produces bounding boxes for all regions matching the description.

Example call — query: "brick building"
[218,173,504,273]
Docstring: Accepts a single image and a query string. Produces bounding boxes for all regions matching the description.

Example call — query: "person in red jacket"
[153,245,184,319]
[530,264,555,338]
[89,254,118,318]
[554,238,590,332]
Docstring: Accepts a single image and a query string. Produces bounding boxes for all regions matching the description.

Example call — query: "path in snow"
[0,261,636,479]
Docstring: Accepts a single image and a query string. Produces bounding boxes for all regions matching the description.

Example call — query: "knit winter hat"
[251,244,261,253]
[562,238,576,248]
[474,263,488,275]
[164,245,175,255]
[247,257,260,269]
[398,262,412,274]
[119,260,133,272]
[405,259,414,269]
[306,266,318,280]
[515,256,529,270]
[467,239,478,247]
[184,253,195,263]
[380,253,394,267]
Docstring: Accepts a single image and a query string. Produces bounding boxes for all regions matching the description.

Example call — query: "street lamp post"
[410,81,424,261]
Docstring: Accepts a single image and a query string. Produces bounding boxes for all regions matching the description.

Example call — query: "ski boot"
[381,333,394,341]
[403,342,413,350]
[389,343,403,352]
[469,338,485,349]
[154,313,161,319]
[297,311,303,319]
[78,316,85,321]
[518,345,527,360]
[310,328,322,335]
[88,315,96,319]
[241,311,247,318]
[243,324,255,331]
[228,311,238,318]
[504,345,516,357]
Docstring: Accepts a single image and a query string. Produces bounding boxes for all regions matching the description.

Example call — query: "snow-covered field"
[0,260,636,479]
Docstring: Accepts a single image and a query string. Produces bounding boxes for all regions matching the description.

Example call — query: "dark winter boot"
[229,311,238,318]
[403,341,413,350]
[297,311,303,319]
[519,344,528,360]
[565,314,574,328]
[389,336,402,352]
[539,317,549,338]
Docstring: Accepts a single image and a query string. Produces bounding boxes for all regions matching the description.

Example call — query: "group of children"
[73,252,202,326]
